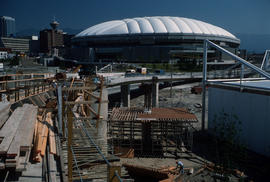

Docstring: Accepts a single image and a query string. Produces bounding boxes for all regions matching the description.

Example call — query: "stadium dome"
[76,16,238,42]
[72,16,240,63]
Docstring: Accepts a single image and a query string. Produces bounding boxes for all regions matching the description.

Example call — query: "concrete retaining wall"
[208,87,270,157]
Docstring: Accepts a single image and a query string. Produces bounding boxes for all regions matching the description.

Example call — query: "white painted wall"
[208,87,270,157]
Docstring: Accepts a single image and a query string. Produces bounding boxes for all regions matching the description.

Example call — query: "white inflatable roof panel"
[76,16,237,40]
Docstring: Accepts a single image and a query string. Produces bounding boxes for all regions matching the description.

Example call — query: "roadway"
[101,69,245,87]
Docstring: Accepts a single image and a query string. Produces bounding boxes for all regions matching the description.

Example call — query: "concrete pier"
[152,77,159,108]
[142,77,159,109]
[143,84,152,109]
[120,84,130,107]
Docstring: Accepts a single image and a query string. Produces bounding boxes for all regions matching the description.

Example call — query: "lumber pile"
[33,111,57,162]
[0,101,10,128]
[0,104,37,171]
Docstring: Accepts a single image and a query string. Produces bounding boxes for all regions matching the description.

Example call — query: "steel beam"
[202,40,208,131]
[206,40,270,79]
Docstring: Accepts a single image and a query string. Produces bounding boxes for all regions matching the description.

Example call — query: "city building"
[40,20,64,54]
[0,37,29,53]
[0,16,16,37]
[0,51,8,59]
[28,36,40,56]
[72,16,240,63]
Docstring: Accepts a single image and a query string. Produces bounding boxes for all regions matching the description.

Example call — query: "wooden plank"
[0,107,24,154]
[47,113,56,155]
[33,120,43,162]
[37,121,46,153]
[16,150,30,171]
[84,90,100,100]
[86,104,98,117]
[0,102,10,128]
[40,112,50,156]
[20,106,37,149]
[33,119,38,145]
[5,155,19,168]
[0,108,10,129]
[65,100,96,105]
[7,104,37,157]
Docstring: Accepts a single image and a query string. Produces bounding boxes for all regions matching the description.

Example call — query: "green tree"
[212,110,246,170]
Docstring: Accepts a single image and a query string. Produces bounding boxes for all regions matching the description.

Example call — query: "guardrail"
[0,73,54,102]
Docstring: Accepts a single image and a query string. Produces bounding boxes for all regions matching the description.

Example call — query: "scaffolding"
[60,76,123,182]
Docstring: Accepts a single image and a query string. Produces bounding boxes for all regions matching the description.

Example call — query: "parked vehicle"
[136,67,147,74]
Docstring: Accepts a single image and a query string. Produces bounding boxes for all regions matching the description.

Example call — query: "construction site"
[1,40,270,181]
[0,70,264,182]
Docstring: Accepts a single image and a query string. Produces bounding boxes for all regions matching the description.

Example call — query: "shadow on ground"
[192,130,270,181]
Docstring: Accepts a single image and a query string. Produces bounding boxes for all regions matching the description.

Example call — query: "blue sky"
[2,0,270,35]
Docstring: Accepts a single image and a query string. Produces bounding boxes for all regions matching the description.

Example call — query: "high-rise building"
[0,16,16,37]
[0,37,29,53]
[40,20,64,54]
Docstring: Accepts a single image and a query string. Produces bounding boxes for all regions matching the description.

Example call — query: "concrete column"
[120,84,130,107]
[93,87,108,155]
[152,82,159,108]
[152,77,159,108]
[142,84,152,110]
[98,87,108,154]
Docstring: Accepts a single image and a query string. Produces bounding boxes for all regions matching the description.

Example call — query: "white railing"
[261,50,270,71]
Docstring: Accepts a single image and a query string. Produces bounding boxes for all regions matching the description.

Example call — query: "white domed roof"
[76,16,237,40]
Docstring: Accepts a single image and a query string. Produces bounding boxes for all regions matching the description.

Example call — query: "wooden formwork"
[108,107,197,157]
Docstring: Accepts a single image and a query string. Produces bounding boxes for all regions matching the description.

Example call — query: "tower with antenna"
[50,16,59,30]
[40,16,64,55]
